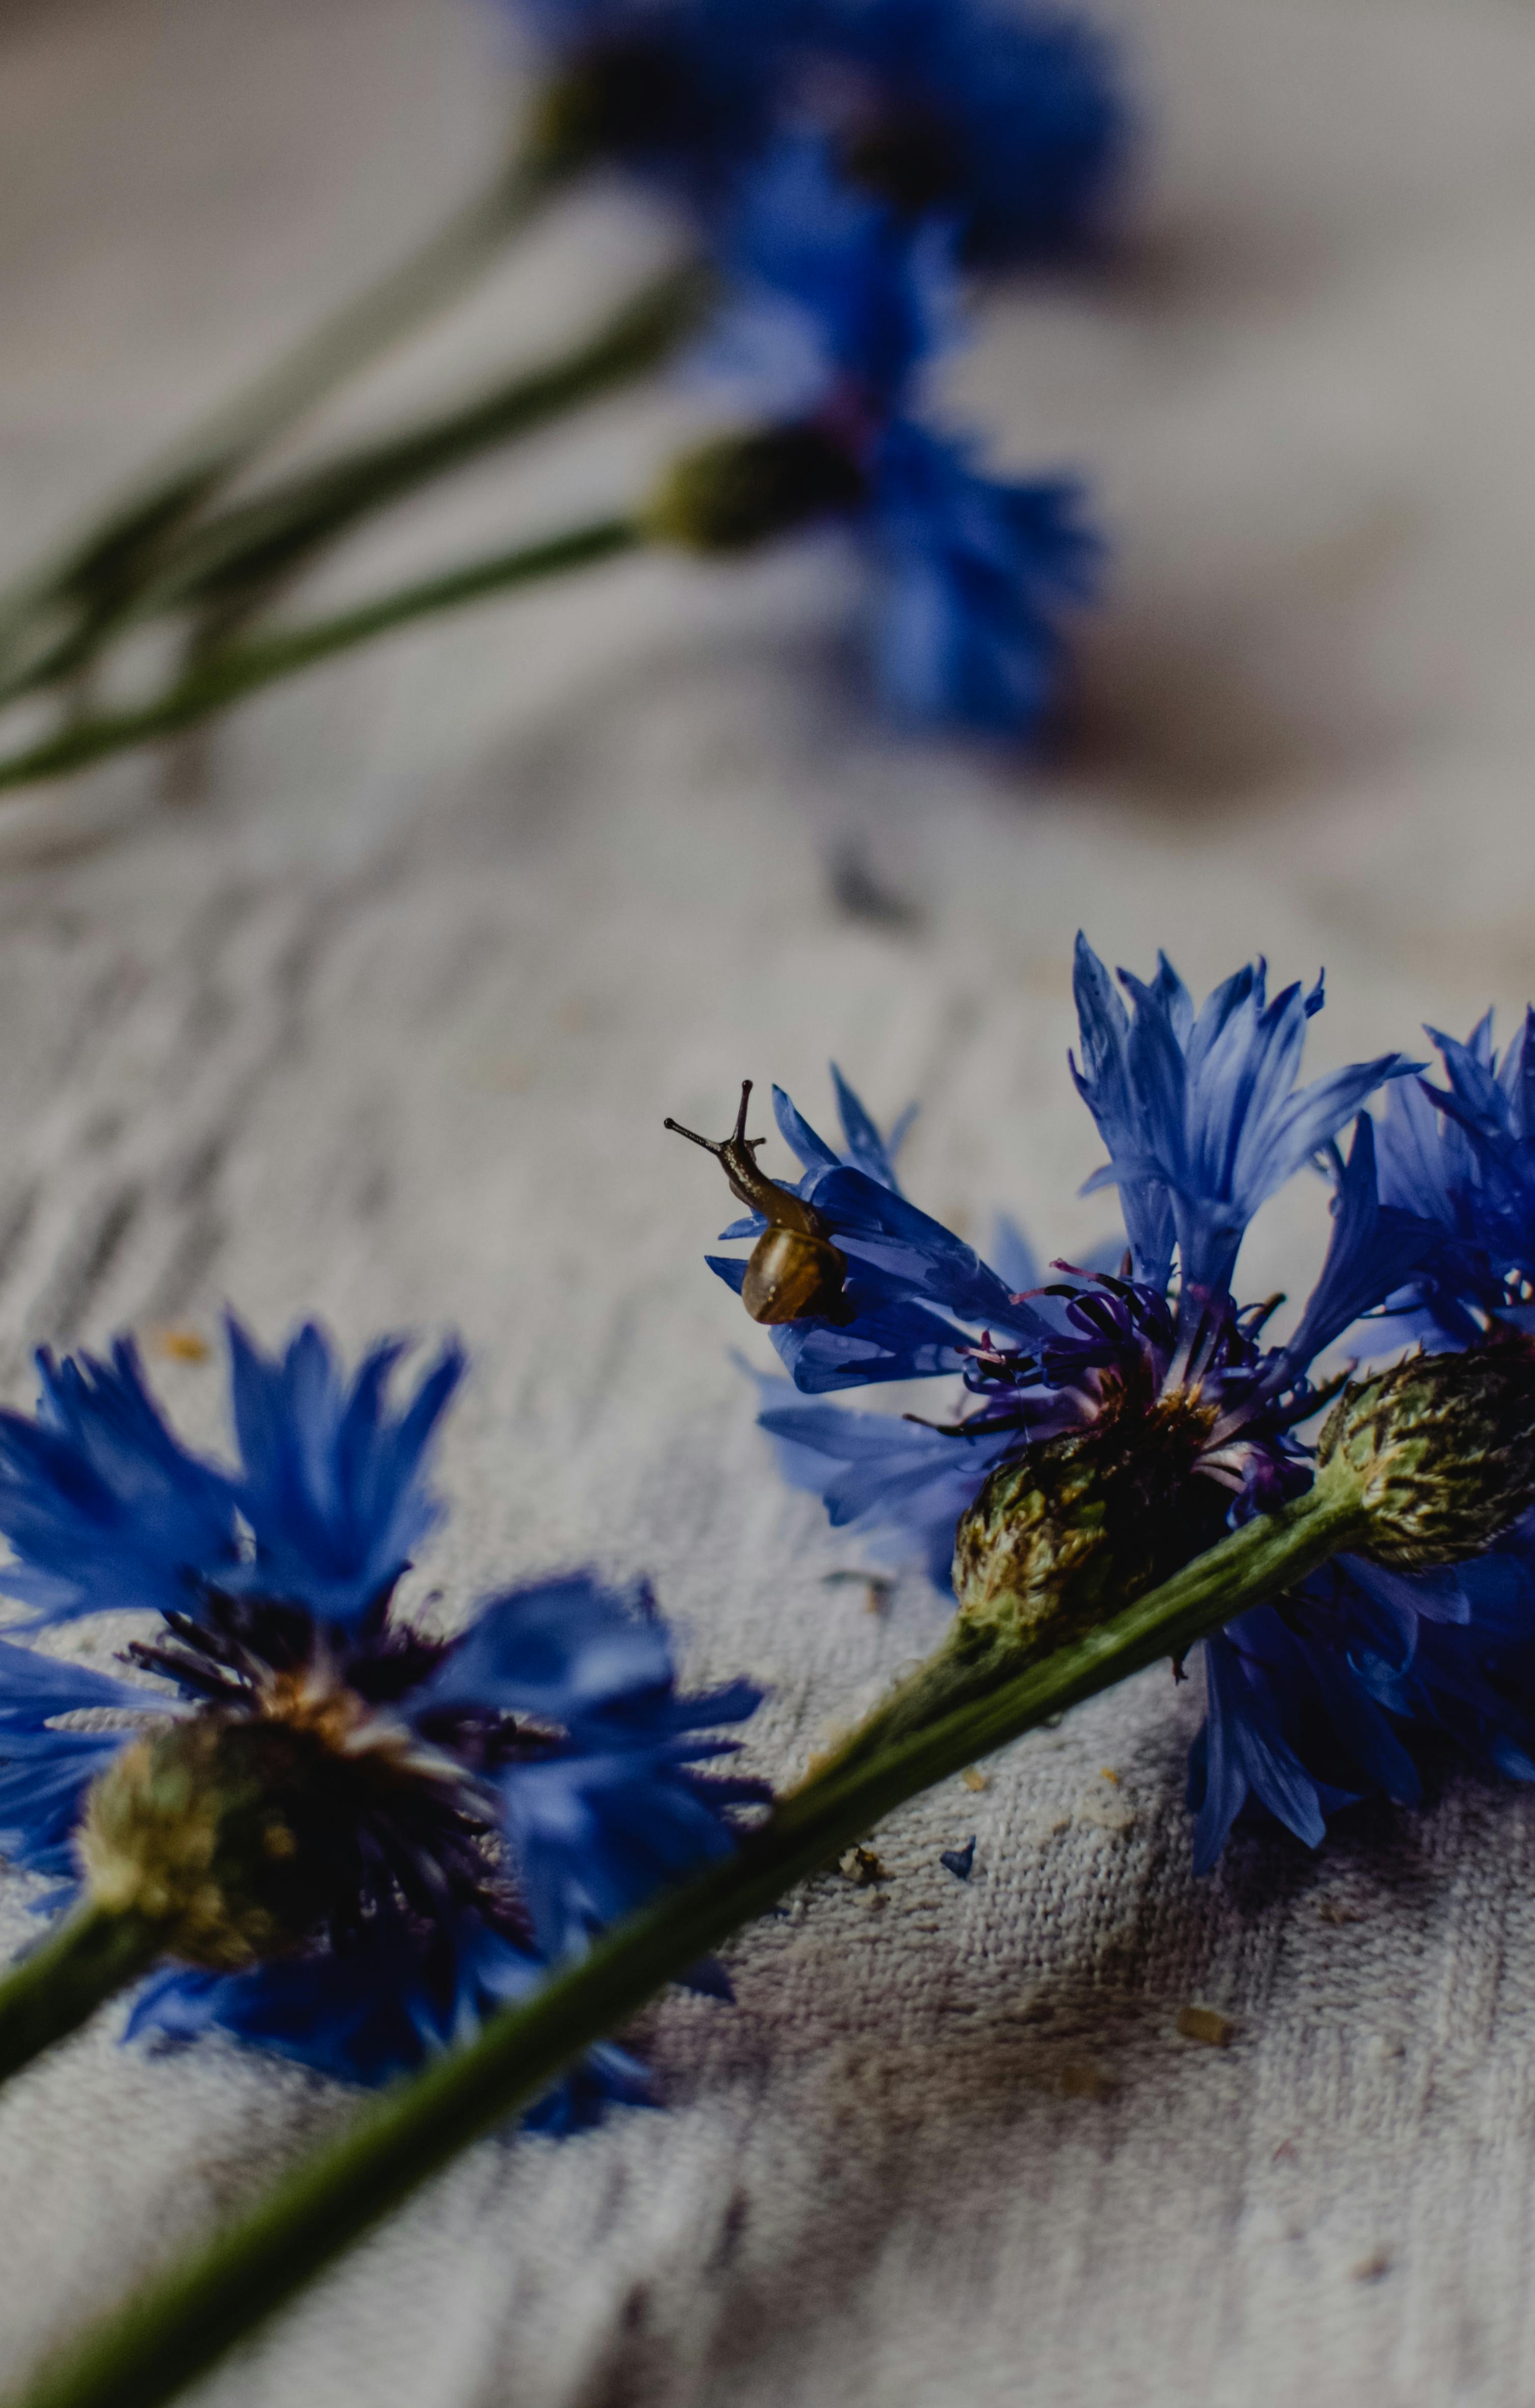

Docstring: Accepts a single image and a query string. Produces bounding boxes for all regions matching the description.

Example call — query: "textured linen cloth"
[3,0,1535,2401]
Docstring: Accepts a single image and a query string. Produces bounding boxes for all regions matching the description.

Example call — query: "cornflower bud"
[526,43,680,178]
[951,1381,1234,1660]
[643,425,865,556]
[1318,1334,1535,1569]
[79,1717,344,1970]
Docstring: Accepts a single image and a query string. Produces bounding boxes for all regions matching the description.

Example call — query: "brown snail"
[666,1081,849,1325]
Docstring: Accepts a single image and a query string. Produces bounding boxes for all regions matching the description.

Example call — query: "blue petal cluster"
[505,0,1126,258]
[700,134,1101,734]
[695,938,1535,1869]
[809,0,1127,262]
[500,0,1122,734]
[0,1323,763,2112]
[1375,1009,1535,1335]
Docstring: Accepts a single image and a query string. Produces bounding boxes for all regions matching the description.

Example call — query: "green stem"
[10,1468,1366,2408]
[0,1905,163,2087]
[134,264,712,624]
[0,153,563,695]
[0,518,642,794]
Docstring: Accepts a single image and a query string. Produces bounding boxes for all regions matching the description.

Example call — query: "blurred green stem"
[134,263,711,623]
[0,518,643,793]
[0,152,564,698]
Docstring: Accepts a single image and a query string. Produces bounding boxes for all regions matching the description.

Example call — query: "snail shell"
[743,1227,848,1324]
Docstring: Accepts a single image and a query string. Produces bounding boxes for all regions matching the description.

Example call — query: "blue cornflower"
[669,938,1535,1870]
[685,135,1100,734]
[806,0,1128,263]
[0,1323,763,2109]
[504,0,1127,260]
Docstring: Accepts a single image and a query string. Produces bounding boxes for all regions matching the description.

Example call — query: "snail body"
[666,1081,849,1326]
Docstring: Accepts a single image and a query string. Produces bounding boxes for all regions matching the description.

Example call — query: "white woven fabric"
[3,0,1535,2399]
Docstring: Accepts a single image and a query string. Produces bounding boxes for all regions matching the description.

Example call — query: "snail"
[666,1081,849,1325]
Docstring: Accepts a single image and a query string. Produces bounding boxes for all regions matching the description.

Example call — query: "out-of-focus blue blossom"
[694,135,1101,736]
[0,1327,763,2109]
[866,420,1098,734]
[681,940,1535,1869]
[704,133,955,420]
[502,0,1127,258]
[808,0,1128,263]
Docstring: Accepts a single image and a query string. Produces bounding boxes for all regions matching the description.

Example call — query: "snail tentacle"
[664,1080,823,1238]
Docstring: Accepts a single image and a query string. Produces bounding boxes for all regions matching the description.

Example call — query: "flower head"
[670,941,1535,1868]
[0,1324,762,2108]
[657,134,1100,735]
[809,0,1128,263]
[505,0,1127,259]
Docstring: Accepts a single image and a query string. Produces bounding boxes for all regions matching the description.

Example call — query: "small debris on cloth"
[149,1326,210,1362]
[1351,2252,1391,2284]
[1318,1896,1367,1925]
[940,1836,977,1881]
[1076,1789,1135,1834]
[1177,2005,1237,2048]
[1060,2060,1115,2100]
[821,1569,894,1615]
[1099,1766,1120,1785]
[839,1845,887,1887]
[961,1767,989,1793]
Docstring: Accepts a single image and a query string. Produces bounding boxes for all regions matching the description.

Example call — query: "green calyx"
[643,424,866,557]
[79,1718,339,1970]
[953,1392,1234,1660]
[1320,1334,1535,1568]
[820,1392,1239,1772]
[524,41,682,179]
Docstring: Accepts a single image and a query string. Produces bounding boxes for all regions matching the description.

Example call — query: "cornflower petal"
[0,1638,169,1876]
[810,0,1127,261]
[865,420,1100,735]
[127,1906,652,2117]
[709,133,957,414]
[1278,1116,1444,1374]
[0,1339,239,1624]
[225,1316,464,1627]
[756,1377,1016,1585]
